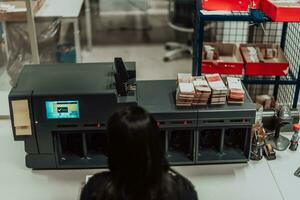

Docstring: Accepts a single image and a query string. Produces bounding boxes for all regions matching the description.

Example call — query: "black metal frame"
[193,0,300,108]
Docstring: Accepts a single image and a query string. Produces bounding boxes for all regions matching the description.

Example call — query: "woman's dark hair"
[97,106,172,200]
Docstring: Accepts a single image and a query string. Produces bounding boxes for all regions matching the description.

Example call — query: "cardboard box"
[261,0,300,22]
[240,44,289,76]
[202,43,244,75]
[201,0,250,11]
[0,0,44,22]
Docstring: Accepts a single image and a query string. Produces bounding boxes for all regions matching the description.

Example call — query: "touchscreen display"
[46,101,80,119]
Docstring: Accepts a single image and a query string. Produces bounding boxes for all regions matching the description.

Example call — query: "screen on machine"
[46,100,80,119]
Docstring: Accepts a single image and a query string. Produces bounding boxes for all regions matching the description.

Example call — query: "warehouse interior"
[1,1,300,200]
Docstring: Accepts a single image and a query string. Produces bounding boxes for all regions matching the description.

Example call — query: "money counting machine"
[9,60,256,169]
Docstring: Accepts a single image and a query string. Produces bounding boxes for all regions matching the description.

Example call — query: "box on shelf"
[261,0,300,22]
[201,0,250,11]
[251,0,262,8]
[202,43,244,75]
[56,44,76,63]
[240,44,289,76]
[0,0,44,21]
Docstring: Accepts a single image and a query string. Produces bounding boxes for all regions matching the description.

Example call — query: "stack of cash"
[176,73,194,106]
[177,73,194,83]
[227,77,245,104]
[205,74,228,105]
[176,82,195,107]
[192,76,211,106]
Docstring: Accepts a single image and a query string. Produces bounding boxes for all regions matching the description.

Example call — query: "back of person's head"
[108,106,168,182]
[101,106,172,200]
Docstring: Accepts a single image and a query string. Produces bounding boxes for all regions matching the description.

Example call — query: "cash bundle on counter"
[176,73,245,107]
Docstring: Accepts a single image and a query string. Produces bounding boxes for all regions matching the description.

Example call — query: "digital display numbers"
[46,100,80,119]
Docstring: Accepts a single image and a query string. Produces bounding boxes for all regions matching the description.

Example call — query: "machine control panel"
[45,100,80,119]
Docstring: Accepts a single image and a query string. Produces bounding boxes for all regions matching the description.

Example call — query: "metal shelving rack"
[192,0,300,108]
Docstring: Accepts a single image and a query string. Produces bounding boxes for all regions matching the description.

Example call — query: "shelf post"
[293,74,300,108]
[274,22,288,101]
[193,0,204,76]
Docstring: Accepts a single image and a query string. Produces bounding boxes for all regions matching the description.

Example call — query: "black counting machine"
[9,58,256,169]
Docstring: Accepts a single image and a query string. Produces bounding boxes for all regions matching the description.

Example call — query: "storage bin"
[202,43,244,75]
[56,43,76,63]
[240,43,289,76]
[201,0,249,11]
[262,0,300,22]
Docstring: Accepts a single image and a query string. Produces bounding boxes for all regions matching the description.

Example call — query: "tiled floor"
[0,69,11,117]
[0,68,11,91]
[82,44,192,80]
